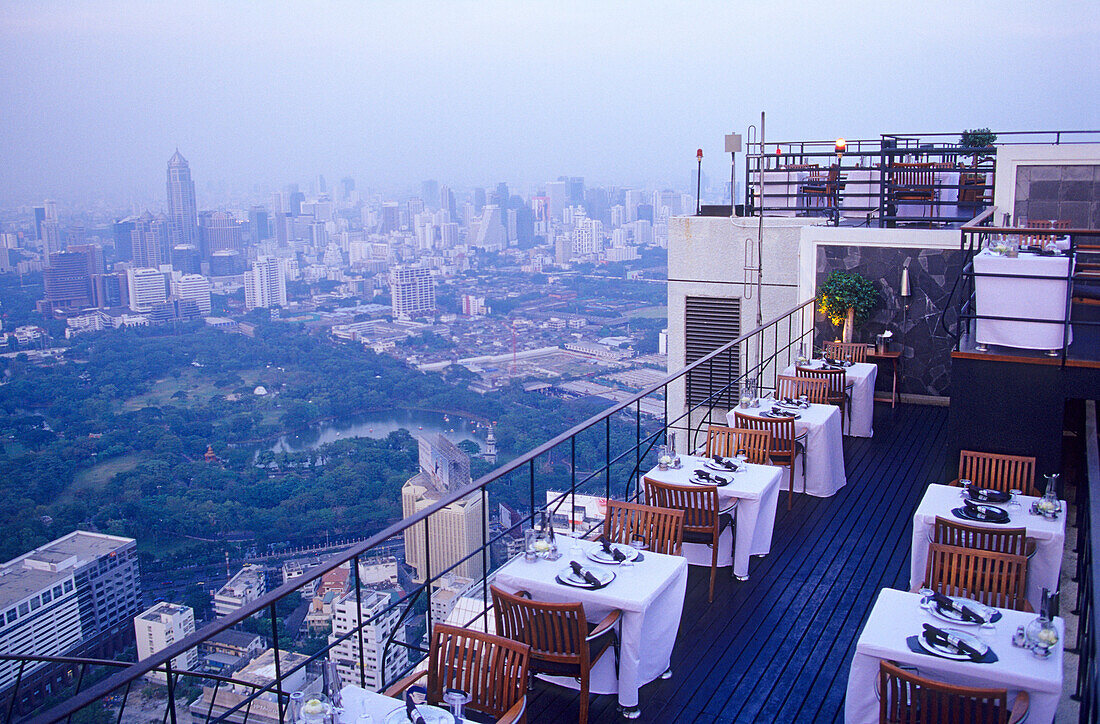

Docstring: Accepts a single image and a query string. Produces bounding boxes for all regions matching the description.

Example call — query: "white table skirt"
[845,588,1063,724]
[781,361,877,438]
[838,169,961,220]
[973,248,1073,350]
[727,403,847,498]
[493,540,688,708]
[909,484,1066,611]
[643,456,782,578]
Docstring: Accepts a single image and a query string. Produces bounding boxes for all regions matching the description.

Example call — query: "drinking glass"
[959,478,972,499]
[799,393,809,407]
[1009,489,1023,511]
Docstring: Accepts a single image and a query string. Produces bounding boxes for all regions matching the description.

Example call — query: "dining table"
[643,455,783,580]
[492,538,688,714]
[909,484,1066,612]
[845,588,1063,724]
[780,359,878,438]
[973,247,1074,351]
[726,401,847,498]
[338,685,455,723]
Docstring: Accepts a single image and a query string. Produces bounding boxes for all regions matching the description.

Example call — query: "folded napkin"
[931,591,983,623]
[693,468,713,480]
[406,692,429,724]
[598,536,627,562]
[920,623,986,660]
[966,486,1010,504]
[963,499,1007,521]
[570,561,602,587]
[712,455,738,471]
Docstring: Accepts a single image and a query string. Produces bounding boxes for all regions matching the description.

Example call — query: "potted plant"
[817,271,878,343]
[959,128,997,165]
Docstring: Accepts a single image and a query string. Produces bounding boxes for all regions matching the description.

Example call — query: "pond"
[268,409,483,454]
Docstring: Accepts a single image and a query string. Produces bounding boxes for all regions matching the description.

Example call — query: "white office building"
[134,602,198,682]
[213,564,266,618]
[389,266,435,320]
[127,267,167,312]
[328,590,407,692]
[173,273,212,315]
[244,256,287,310]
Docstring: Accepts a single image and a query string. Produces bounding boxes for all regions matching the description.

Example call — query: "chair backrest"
[824,341,868,363]
[891,162,935,188]
[643,477,720,536]
[427,623,531,720]
[1023,218,1071,246]
[795,365,847,398]
[491,586,588,666]
[923,543,1030,612]
[959,172,991,205]
[603,500,685,556]
[734,411,796,458]
[777,374,830,404]
[879,660,1011,724]
[704,424,771,463]
[932,516,1028,556]
[957,450,1038,497]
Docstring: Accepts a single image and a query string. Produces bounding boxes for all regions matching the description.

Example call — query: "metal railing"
[742,130,1100,227]
[10,301,817,724]
[943,208,1100,363]
[1072,399,1099,724]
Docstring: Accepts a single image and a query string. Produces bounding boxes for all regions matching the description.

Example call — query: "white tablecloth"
[643,455,782,579]
[493,540,688,709]
[339,686,452,722]
[758,170,809,216]
[973,248,1073,350]
[845,588,1063,724]
[909,484,1066,611]
[838,169,961,220]
[781,361,877,438]
[726,403,847,498]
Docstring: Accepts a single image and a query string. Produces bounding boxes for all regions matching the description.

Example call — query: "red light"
[696,149,703,159]
[776,147,782,155]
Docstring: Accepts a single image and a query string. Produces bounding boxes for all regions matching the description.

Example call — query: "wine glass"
[959,478,972,499]
[1009,489,1023,511]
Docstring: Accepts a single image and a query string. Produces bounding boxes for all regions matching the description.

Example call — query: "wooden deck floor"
[525,402,950,723]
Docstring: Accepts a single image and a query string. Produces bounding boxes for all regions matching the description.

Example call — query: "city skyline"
[2,1,1097,203]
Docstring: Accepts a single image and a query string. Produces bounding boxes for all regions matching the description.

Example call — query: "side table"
[866,349,900,408]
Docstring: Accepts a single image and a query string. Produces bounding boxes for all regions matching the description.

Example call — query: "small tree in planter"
[960,128,997,165]
[817,271,878,343]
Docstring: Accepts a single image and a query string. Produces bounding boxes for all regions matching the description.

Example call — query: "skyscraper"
[248,206,269,245]
[402,435,486,583]
[130,212,170,268]
[42,249,97,312]
[127,267,168,312]
[389,266,435,320]
[166,150,198,249]
[244,256,287,310]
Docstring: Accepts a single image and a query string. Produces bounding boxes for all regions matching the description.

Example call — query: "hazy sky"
[1,1,1098,205]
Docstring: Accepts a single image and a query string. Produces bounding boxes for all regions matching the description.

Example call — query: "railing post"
[570,437,576,531]
[5,659,26,723]
[270,603,284,724]
[354,553,366,688]
[423,518,433,639]
[65,662,87,724]
[605,417,611,501]
[481,485,490,627]
[164,660,177,724]
[634,401,641,501]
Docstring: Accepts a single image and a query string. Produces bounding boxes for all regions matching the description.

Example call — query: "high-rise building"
[439,186,457,222]
[389,266,435,320]
[166,150,198,249]
[248,206,269,245]
[199,211,241,258]
[546,181,567,227]
[571,218,604,256]
[402,435,487,583]
[32,206,46,240]
[213,564,266,618]
[41,247,100,312]
[112,217,137,262]
[174,273,212,315]
[472,205,505,251]
[379,202,400,234]
[131,212,171,268]
[421,180,439,208]
[244,256,287,310]
[440,222,459,248]
[134,602,198,683]
[0,531,141,697]
[127,267,168,312]
[567,176,585,206]
[328,590,407,692]
[170,244,202,274]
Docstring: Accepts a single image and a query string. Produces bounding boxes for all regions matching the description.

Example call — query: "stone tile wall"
[1013,164,1100,228]
[815,246,963,397]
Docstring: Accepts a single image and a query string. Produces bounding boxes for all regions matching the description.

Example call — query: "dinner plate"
[704,460,740,473]
[690,473,729,486]
[384,705,455,724]
[966,487,1011,504]
[952,503,1010,524]
[556,566,615,589]
[917,627,986,661]
[586,543,639,564]
[762,411,800,420]
[921,595,1000,626]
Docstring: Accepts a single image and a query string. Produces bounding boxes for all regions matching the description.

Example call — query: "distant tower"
[166,149,198,249]
[484,424,497,464]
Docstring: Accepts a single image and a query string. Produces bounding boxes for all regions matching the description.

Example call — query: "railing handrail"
[25,299,817,724]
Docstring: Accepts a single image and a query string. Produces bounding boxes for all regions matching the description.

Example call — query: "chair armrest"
[383,669,426,698]
[946,478,962,487]
[1008,690,1029,724]
[586,609,622,641]
[498,696,528,724]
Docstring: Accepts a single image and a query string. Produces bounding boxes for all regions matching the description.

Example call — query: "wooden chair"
[879,660,1030,724]
[704,424,772,464]
[385,623,530,724]
[602,500,685,556]
[800,163,843,215]
[931,516,1036,558]
[776,374,830,404]
[734,411,806,510]
[824,341,869,364]
[490,586,620,724]
[949,450,1039,497]
[1023,218,1071,249]
[796,366,850,433]
[644,477,734,602]
[958,172,992,210]
[890,162,936,205]
[922,542,1031,612]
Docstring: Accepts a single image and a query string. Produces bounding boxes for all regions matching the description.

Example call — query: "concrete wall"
[993,143,1100,227]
